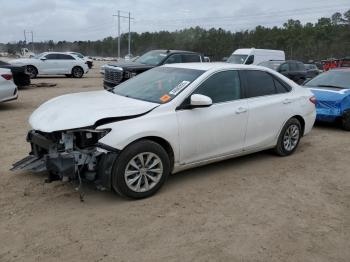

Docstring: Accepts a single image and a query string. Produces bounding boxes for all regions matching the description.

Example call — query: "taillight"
[309,96,317,105]
[1,74,13,80]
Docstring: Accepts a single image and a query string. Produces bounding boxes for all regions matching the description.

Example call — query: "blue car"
[304,69,350,130]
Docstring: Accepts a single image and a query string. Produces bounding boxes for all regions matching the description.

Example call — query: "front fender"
[97,111,180,162]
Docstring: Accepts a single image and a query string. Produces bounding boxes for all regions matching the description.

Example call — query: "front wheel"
[111,140,170,199]
[275,118,302,156]
[72,66,84,78]
[26,65,38,79]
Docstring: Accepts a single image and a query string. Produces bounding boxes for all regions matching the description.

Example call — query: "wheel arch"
[292,115,305,136]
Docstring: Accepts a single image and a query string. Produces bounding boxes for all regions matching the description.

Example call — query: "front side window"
[279,63,289,72]
[135,50,168,66]
[45,54,58,60]
[243,70,277,98]
[182,54,201,63]
[193,70,241,103]
[227,54,248,64]
[245,55,254,65]
[164,54,182,64]
[114,67,204,104]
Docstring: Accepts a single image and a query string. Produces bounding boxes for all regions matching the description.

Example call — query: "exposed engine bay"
[11,128,118,196]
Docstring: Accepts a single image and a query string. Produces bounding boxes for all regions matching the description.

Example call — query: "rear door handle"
[283,98,292,104]
[235,107,247,114]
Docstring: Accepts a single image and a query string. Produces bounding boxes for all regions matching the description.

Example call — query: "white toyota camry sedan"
[12,63,316,199]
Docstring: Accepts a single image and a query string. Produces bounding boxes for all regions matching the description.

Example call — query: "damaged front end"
[11,128,118,190]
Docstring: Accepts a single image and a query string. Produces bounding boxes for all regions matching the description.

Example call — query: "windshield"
[72,52,84,58]
[258,61,284,71]
[305,70,350,89]
[114,67,204,103]
[227,54,248,64]
[135,50,168,66]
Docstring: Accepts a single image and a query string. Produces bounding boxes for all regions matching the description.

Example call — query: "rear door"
[240,70,295,150]
[176,70,248,164]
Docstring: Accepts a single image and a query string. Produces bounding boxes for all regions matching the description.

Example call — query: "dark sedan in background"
[0,60,30,87]
[259,60,307,84]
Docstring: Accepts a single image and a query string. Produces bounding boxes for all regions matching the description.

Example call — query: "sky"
[0,0,349,43]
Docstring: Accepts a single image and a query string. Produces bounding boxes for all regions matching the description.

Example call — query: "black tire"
[71,66,84,78]
[26,65,38,79]
[341,111,350,131]
[275,118,302,156]
[65,74,72,78]
[112,140,170,199]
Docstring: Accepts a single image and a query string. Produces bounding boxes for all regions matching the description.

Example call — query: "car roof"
[152,49,201,55]
[163,62,269,71]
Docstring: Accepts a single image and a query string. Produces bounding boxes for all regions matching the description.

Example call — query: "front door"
[176,70,248,164]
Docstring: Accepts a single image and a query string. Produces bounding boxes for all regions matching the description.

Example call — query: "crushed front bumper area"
[11,130,118,190]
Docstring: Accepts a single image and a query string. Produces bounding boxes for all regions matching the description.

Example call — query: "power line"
[113,10,134,57]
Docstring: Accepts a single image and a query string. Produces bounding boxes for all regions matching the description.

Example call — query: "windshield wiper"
[317,84,347,89]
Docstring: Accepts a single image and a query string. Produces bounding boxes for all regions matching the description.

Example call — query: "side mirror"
[190,94,212,108]
[40,57,47,61]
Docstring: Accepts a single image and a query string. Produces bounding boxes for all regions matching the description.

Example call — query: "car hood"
[29,91,159,132]
[107,61,155,70]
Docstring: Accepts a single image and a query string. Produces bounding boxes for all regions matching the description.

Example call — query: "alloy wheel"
[124,152,163,193]
[283,124,300,151]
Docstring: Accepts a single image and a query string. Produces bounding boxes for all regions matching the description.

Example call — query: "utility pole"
[23,30,26,44]
[128,12,131,56]
[113,10,134,58]
[31,31,34,53]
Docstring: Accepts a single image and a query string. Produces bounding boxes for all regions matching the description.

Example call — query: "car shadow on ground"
[0,102,22,111]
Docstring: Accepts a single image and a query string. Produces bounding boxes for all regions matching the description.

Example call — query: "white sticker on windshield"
[169,81,190,95]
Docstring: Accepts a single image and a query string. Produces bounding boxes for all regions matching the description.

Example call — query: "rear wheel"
[71,66,84,78]
[26,65,38,79]
[275,118,302,156]
[111,140,170,199]
[341,111,350,131]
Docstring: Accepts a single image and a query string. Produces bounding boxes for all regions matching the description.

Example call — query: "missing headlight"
[71,129,111,149]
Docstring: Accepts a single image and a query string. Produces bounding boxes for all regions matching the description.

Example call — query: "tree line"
[1,9,350,62]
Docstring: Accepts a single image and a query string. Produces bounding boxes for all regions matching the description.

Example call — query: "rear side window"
[194,70,241,103]
[243,70,276,98]
[182,54,201,63]
[274,78,291,93]
[280,63,289,72]
[57,54,75,60]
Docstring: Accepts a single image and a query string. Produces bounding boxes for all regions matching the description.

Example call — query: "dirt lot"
[0,62,349,262]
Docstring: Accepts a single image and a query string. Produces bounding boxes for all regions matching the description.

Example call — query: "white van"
[227,48,285,65]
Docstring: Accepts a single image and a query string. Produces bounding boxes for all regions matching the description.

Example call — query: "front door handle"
[235,107,247,114]
[283,98,292,104]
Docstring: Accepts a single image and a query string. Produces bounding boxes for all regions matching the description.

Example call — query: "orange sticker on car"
[160,95,171,103]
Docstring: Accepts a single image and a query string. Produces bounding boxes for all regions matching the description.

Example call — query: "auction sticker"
[169,81,190,95]
[160,94,171,103]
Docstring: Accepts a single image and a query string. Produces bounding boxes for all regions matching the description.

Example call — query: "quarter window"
[243,70,277,98]
[193,70,241,103]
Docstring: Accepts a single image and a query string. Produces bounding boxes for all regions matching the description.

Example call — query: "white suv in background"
[9,52,89,79]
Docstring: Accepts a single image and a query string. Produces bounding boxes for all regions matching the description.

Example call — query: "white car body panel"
[0,68,18,103]
[9,52,89,76]
[28,63,316,173]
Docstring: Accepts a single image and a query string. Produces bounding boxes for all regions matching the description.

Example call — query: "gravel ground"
[0,62,349,262]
